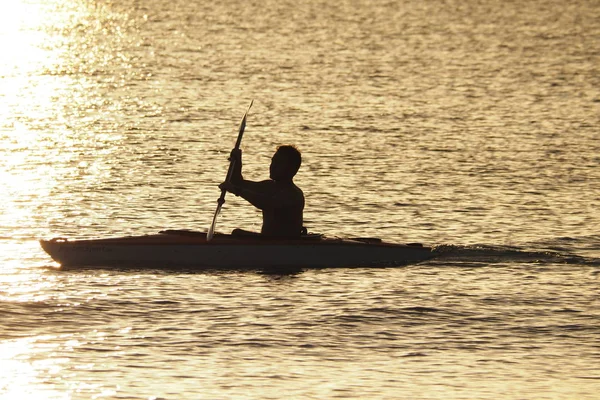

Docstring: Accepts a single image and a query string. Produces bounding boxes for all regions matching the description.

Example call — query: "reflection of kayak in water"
[40,230,434,269]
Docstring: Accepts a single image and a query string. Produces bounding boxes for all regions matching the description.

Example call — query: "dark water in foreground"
[1,0,599,398]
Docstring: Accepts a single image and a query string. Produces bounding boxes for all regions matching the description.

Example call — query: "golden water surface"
[1,0,599,398]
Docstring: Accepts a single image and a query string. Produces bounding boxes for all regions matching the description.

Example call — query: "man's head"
[270,145,302,181]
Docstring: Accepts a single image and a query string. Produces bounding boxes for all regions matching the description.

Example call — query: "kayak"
[39,230,434,269]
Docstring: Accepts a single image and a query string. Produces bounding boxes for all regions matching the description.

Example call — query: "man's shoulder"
[278,181,302,193]
[273,181,304,203]
[292,184,304,198]
[286,183,304,206]
[252,179,276,189]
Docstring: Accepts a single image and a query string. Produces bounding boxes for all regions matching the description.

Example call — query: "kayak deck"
[40,230,434,269]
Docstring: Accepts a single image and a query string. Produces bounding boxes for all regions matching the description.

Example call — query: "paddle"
[207,100,254,241]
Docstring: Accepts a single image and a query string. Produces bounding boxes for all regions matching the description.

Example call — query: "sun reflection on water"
[0,1,49,71]
[0,4,105,396]
[1,0,136,242]
[0,336,69,400]
[2,1,66,241]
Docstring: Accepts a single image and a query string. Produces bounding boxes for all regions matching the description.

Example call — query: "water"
[1,0,599,398]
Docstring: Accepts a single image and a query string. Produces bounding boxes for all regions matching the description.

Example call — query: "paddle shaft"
[207,100,253,241]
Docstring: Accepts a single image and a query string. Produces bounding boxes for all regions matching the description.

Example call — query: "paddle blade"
[206,203,222,241]
[234,99,253,149]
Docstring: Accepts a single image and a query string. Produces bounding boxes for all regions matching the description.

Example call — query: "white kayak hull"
[40,231,434,269]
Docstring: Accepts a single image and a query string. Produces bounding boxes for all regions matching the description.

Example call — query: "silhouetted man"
[219,145,304,238]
